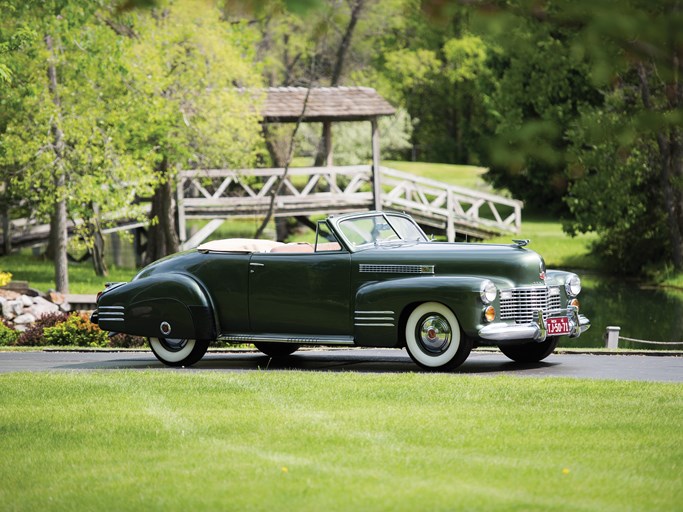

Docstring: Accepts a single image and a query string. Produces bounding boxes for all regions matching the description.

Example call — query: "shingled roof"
[262,86,396,122]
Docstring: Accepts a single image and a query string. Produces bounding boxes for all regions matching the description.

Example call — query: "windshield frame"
[330,212,428,252]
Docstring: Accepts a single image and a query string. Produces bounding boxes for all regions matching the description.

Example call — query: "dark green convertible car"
[92,211,590,370]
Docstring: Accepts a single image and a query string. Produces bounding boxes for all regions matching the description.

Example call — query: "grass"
[0,371,680,511]
[0,252,137,294]
[487,214,600,270]
[384,160,492,190]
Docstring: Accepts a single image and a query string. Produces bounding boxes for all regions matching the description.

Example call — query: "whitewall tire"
[404,302,472,371]
[149,337,209,367]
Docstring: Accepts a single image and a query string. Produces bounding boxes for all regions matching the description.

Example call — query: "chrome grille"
[499,287,562,324]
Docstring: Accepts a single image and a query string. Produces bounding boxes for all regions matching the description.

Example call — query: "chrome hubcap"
[418,315,452,354]
[160,337,188,352]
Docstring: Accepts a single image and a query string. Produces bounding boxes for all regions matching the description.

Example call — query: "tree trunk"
[89,204,108,277]
[331,0,365,86]
[144,158,180,265]
[255,86,313,239]
[312,0,365,166]
[637,62,683,269]
[46,34,69,293]
[1,193,10,255]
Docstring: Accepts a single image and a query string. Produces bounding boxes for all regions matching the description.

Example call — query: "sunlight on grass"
[0,371,680,511]
[0,252,137,294]
[487,215,599,270]
[384,160,492,190]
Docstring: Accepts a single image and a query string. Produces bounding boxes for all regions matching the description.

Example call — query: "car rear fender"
[353,276,489,346]
[97,272,217,340]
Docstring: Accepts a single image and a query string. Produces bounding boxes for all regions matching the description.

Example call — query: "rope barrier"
[618,336,683,346]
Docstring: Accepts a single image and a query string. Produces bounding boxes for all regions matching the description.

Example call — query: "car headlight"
[480,280,497,304]
[565,275,581,297]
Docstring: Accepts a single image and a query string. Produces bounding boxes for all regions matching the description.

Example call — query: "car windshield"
[337,214,427,249]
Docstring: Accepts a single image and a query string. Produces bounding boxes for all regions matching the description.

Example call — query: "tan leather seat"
[270,243,314,254]
[315,242,342,251]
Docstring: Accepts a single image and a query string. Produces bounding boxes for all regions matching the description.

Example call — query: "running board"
[218,333,355,345]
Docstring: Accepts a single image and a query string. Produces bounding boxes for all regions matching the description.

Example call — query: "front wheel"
[404,302,472,371]
[498,336,559,363]
[254,342,299,358]
[149,337,209,367]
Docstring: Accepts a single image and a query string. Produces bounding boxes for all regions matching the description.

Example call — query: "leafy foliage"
[42,313,109,347]
[0,319,18,346]
[15,311,70,347]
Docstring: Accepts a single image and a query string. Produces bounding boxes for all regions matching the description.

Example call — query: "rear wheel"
[254,342,300,358]
[149,337,209,367]
[498,336,559,363]
[404,302,472,371]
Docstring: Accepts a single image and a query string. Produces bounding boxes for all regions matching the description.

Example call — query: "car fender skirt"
[96,273,217,340]
[122,299,215,339]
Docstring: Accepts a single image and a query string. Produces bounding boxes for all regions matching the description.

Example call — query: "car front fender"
[353,275,492,346]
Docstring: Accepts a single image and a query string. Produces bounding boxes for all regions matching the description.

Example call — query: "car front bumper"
[478,307,590,343]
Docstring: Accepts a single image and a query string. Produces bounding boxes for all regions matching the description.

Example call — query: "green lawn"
[0,252,138,294]
[487,214,600,270]
[384,160,492,190]
[0,371,680,511]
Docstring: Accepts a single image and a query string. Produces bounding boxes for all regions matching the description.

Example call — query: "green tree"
[1,1,166,289]
[123,1,265,263]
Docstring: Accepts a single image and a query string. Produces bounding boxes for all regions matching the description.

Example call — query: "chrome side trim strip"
[359,264,434,274]
[218,333,355,345]
[353,323,395,327]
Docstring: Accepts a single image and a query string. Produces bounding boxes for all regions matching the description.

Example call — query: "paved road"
[1,349,682,382]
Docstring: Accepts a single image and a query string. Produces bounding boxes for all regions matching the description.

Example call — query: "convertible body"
[92,211,590,370]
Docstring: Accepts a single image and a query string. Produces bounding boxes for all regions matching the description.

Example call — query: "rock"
[21,295,33,308]
[48,291,67,305]
[13,313,36,325]
[59,301,72,313]
[9,300,23,317]
[28,296,60,319]
[0,297,10,320]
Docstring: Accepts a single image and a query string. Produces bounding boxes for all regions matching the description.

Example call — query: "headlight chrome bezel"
[480,280,498,304]
[565,275,582,297]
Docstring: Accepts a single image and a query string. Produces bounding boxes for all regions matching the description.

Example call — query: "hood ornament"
[512,239,530,248]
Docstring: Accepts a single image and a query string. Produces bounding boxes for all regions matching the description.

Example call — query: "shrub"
[16,312,70,346]
[0,319,18,346]
[43,313,109,347]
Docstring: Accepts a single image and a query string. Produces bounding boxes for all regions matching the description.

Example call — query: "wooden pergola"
[261,86,396,210]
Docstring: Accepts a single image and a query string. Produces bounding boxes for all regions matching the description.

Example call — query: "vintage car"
[92,211,590,370]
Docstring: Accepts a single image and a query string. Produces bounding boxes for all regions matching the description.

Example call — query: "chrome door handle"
[249,262,265,267]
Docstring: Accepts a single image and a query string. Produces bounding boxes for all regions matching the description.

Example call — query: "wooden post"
[605,326,620,349]
[323,121,333,167]
[371,118,381,211]
[446,190,455,242]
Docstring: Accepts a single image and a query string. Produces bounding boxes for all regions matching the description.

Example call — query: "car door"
[248,251,352,335]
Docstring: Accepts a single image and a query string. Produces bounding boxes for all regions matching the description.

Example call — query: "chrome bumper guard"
[479,306,591,343]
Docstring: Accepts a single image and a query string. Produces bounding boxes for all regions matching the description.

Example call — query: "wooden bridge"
[177,165,522,248]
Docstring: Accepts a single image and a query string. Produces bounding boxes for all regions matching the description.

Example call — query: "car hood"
[354,242,546,287]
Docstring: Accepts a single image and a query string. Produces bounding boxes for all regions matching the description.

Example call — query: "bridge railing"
[379,167,522,240]
[176,165,522,246]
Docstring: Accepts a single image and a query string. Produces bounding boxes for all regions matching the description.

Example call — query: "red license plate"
[546,317,570,335]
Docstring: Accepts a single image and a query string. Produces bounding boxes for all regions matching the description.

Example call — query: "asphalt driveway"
[0,349,681,382]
